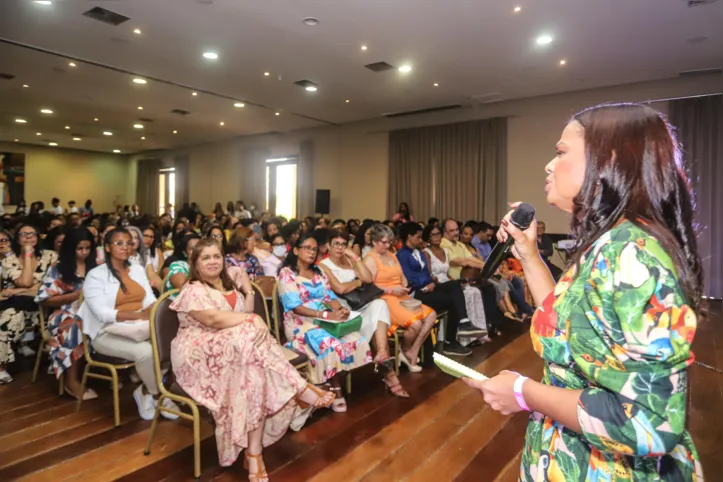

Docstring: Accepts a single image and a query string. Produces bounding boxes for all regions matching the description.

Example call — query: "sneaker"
[0,370,13,385]
[18,345,36,357]
[457,322,486,337]
[129,372,141,384]
[158,397,181,420]
[442,341,472,357]
[133,385,157,421]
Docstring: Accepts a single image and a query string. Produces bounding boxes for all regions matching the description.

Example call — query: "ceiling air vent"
[83,7,130,26]
[470,93,505,104]
[0,73,16,80]
[170,109,190,116]
[679,67,722,77]
[365,62,396,73]
[687,0,718,6]
[385,104,463,118]
[294,79,319,91]
[138,117,155,122]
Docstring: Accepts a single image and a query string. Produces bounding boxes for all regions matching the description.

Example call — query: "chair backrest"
[271,281,287,345]
[255,276,276,299]
[160,273,171,294]
[150,289,180,368]
[250,281,270,326]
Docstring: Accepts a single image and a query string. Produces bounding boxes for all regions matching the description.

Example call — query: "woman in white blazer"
[79,228,179,420]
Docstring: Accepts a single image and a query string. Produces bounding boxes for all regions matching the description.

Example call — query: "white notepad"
[433,352,489,381]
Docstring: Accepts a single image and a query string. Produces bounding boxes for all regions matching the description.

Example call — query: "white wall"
[134,74,721,232]
[0,142,136,213]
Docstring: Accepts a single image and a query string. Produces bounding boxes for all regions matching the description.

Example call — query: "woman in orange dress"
[363,224,436,373]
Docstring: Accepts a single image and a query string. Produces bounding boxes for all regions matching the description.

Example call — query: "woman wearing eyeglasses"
[78,228,181,420]
[0,223,58,384]
[142,226,164,276]
[205,224,228,251]
[0,229,12,259]
[278,234,372,412]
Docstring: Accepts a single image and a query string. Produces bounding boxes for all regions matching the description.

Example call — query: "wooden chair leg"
[346,372,352,395]
[393,333,400,375]
[58,372,64,396]
[76,365,90,412]
[190,402,202,478]
[31,339,45,383]
[110,368,121,427]
[144,400,162,456]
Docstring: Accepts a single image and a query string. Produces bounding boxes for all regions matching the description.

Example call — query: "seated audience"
[536,221,563,280]
[392,202,415,223]
[142,226,164,275]
[422,224,489,343]
[127,226,163,291]
[44,225,67,254]
[165,233,202,293]
[351,222,373,258]
[279,234,373,412]
[35,227,98,400]
[0,229,12,260]
[170,238,333,474]
[264,221,280,243]
[311,228,331,264]
[331,219,346,231]
[396,222,481,356]
[68,212,82,228]
[79,228,180,420]
[471,221,494,261]
[253,234,285,277]
[281,221,302,251]
[363,224,437,372]
[0,224,58,382]
[320,230,408,398]
[205,224,228,252]
[225,227,264,280]
[161,228,192,278]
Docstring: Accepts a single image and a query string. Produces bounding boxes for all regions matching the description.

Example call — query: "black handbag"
[340,283,384,310]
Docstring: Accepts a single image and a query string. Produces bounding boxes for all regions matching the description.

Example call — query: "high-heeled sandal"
[329,386,347,412]
[398,351,422,373]
[244,452,269,482]
[295,383,335,409]
[373,355,395,373]
[64,386,98,401]
[383,374,410,398]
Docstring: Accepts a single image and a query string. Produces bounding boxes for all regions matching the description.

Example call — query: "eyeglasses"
[298,245,318,253]
[330,241,347,248]
[378,239,391,245]
[210,234,224,239]
[142,234,154,239]
[0,238,9,244]
[19,232,38,239]
[430,232,442,237]
[111,241,134,247]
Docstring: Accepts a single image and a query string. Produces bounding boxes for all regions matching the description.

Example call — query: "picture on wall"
[0,152,26,209]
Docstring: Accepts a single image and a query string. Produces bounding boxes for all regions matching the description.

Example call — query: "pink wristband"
[513,375,530,411]
[322,311,328,320]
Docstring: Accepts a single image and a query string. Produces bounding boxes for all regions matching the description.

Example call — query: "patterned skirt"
[48,311,85,377]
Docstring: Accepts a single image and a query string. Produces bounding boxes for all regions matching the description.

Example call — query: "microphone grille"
[510,203,536,230]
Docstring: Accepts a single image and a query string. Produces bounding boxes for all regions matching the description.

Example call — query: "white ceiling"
[1,0,721,154]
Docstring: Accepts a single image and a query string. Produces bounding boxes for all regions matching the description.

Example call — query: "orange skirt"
[382,294,433,336]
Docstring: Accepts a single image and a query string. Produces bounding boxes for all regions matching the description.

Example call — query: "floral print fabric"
[521,221,703,481]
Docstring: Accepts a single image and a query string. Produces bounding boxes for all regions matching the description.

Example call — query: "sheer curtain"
[387,118,507,222]
[669,94,723,299]
[174,155,190,210]
[298,140,315,218]
[135,159,161,214]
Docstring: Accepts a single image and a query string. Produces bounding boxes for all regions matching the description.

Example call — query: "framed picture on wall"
[0,152,26,209]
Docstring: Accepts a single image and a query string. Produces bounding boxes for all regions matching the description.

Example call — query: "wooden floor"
[1,303,721,481]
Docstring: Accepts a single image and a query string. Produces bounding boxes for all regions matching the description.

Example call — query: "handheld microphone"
[479,203,536,281]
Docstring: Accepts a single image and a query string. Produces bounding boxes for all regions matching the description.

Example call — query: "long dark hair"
[43,225,67,252]
[176,232,202,260]
[205,224,227,254]
[187,238,235,291]
[12,223,43,258]
[569,103,703,312]
[353,221,374,250]
[104,228,131,292]
[280,233,320,275]
[58,228,97,284]
[142,225,161,260]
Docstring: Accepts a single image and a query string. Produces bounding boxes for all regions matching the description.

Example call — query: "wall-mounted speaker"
[315,189,330,214]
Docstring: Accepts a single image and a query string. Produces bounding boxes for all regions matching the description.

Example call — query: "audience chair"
[387,311,448,375]
[144,289,203,479]
[32,305,64,395]
[270,282,311,380]
[160,273,171,294]
[254,276,276,300]
[76,295,136,427]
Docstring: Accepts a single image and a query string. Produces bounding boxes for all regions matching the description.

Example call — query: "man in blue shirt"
[471,221,494,261]
[396,222,483,356]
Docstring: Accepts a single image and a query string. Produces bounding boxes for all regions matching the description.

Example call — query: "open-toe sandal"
[383,375,410,398]
[329,387,347,412]
[244,452,269,482]
[296,383,334,409]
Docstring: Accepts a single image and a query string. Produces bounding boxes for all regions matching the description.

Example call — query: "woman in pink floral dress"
[170,239,333,481]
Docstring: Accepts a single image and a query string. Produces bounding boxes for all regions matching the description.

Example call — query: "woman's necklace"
[380,252,396,267]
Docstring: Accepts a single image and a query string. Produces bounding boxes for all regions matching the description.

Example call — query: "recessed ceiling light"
[113,149,121,153]
[559,59,567,66]
[303,17,320,26]
[173,130,178,134]
[361,45,368,51]
[234,102,245,108]
[433,83,439,87]
[49,142,58,146]
[275,112,280,116]
[35,1,52,5]
[536,35,553,45]
[264,72,270,77]
[103,131,113,136]
[141,136,146,140]
[203,52,218,60]
[22,84,29,88]
[133,28,142,35]
[305,86,318,92]
[40,108,53,114]
[137,106,144,110]
[345,99,350,103]
[68,62,76,67]
[219,121,225,126]
[14,139,19,142]
[15,118,27,124]
[514,6,521,12]
[73,137,81,141]
[398,64,412,73]
[64,125,70,130]
[36,132,42,136]
[134,124,144,129]
[94,118,99,122]
[132,78,147,84]
[192,92,198,96]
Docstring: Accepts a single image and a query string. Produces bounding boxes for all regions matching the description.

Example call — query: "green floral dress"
[521,221,703,481]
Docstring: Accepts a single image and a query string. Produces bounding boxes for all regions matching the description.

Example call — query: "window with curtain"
[387,118,507,223]
[669,94,723,299]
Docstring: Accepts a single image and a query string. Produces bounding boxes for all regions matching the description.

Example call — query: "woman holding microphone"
[464,103,703,480]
